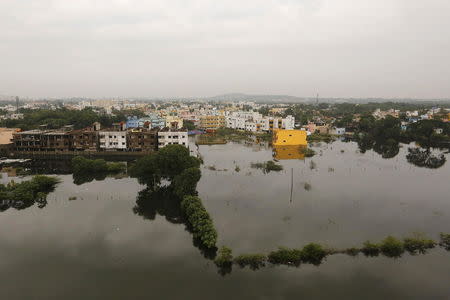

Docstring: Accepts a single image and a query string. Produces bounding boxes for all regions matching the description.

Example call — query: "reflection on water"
[133,187,217,261]
[0,140,449,299]
[273,145,306,160]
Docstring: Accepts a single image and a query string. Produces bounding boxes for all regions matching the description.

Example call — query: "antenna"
[15,96,19,113]
[316,93,319,105]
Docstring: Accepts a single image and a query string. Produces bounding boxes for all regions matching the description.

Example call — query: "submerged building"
[272,129,307,146]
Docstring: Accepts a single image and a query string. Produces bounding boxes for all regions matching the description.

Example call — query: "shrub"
[0,175,60,210]
[214,246,233,268]
[380,236,404,258]
[361,241,380,257]
[181,196,217,249]
[268,247,302,266]
[344,247,360,257]
[251,161,283,173]
[106,162,126,173]
[300,147,316,157]
[300,243,327,265]
[234,254,266,270]
[72,156,126,174]
[439,233,450,251]
[403,234,436,255]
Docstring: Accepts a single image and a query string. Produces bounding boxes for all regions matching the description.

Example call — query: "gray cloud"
[1,0,450,98]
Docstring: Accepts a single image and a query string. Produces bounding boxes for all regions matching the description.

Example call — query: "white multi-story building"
[225,111,294,132]
[157,130,188,149]
[99,131,127,150]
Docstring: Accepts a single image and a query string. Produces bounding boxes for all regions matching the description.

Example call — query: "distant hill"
[204,93,308,103]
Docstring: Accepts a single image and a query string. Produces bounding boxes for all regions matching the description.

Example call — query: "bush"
[300,243,328,265]
[300,147,316,157]
[439,233,450,251]
[214,246,233,268]
[72,156,125,174]
[181,196,217,249]
[344,247,360,257]
[251,161,283,173]
[234,254,266,270]
[403,235,436,255]
[361,241,380,257]
[380,236,404,258]
[268,247,302,266]
[106,162,126,173]
[0,175,60,210]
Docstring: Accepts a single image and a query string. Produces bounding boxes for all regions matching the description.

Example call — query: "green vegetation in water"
[234,165,240,172]
[251,160,283,173]
[300,243,328,265]
[300,147,316,157]
[403,234,436,255]
[68,196,77,201]
[234,254,267,270]
[379,236,405,258]
[268,247,303,266]
[71,156,127,185]
[214,246,233,268]
[439,233,450,251]
[181,195,218,249]
[406,148,446,169]
[304,182,311,191]
[0,175,60,210]
[72,156,126,174]
[361,241,380,257]
[307,133,336,143]
[131,145,215,249]
[344,247,360,257]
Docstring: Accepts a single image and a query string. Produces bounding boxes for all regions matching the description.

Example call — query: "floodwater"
[0,140,449,300]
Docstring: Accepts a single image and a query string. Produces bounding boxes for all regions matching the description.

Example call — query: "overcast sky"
[1,0,450,99]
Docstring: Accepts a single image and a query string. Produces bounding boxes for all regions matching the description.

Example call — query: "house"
[272,129,307,146]
[165,115,184,129]
[199,115,225,131]
[99,131,127,151]
[71,122,101,151]
[157,129,188,149]
[434,128,444,134]
[127,128,158,152]
[332,127,346,135]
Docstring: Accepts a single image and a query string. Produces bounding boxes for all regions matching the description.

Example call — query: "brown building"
[127,128,158,152]
[13,130,48,151]
[71,122,101,151]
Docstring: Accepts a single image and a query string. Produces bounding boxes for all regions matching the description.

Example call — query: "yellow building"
[273,145,305,160]
[272,129,307,146]
[199,115,225,130]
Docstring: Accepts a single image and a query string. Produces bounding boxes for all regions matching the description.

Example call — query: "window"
[109,136,112,138]
[122,142,125,145]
